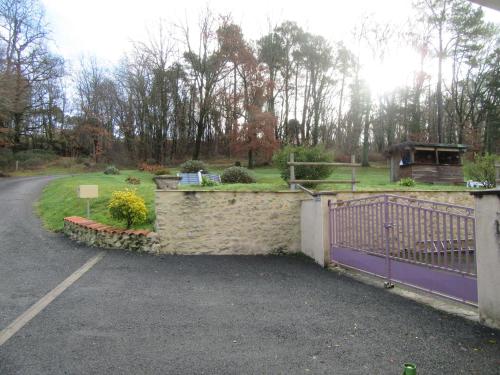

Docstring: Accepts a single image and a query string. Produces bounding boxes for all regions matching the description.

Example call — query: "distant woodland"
[0,0,499,167]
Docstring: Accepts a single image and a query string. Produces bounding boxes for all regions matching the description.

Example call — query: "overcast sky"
[41,0,500,94]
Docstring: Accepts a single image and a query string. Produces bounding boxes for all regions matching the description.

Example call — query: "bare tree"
[0,0,63,145]
[181,9,229,159]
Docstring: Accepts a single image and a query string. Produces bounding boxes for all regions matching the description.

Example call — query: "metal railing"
[288,153,361,192]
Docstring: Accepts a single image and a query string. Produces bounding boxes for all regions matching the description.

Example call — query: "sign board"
[77,185,98,199]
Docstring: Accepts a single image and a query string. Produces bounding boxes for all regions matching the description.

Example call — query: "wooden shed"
[387,142,467,184]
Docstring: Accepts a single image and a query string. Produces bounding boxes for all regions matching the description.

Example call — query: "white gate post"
[300,192,337,267]
[471,189,500,329]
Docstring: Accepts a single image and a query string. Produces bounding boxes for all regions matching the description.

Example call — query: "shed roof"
[387,142,468,153]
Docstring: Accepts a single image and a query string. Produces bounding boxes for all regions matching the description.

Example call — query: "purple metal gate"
[329,194,477,305]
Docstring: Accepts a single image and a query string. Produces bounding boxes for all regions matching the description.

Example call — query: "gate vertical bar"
[465,217,470,273]
[384,195,393,288]
[329,200,334,261]
[457,216,462,271]
[471,216,476,273]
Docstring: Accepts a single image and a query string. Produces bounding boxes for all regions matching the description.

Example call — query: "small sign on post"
[77,185,98,218]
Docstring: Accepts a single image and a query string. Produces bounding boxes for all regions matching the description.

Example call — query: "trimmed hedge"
[221,166,256,184]
[180,160,208,173]
[273,145,333,187]
[104,165,120,175]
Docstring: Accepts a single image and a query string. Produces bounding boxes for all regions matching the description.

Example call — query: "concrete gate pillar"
[471,189,500,329]
[301,193,337,267]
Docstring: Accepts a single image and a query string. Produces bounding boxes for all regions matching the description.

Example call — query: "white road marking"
[0,251,106,346]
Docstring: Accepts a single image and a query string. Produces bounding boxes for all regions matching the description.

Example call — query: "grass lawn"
[38,170,156,231]
[180,165,469,192]
[37,163,470,232]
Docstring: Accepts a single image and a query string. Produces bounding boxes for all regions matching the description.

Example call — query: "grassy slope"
[38,170,156,231]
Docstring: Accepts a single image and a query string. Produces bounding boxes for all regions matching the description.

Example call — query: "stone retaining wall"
[155,190,309,255]
[63,216,160,253]
[154,190,472,256]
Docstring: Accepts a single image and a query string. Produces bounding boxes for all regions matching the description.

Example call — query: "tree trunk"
[361,107,370,167]
[247,149,254,169]
[436,24,444,143]
[13,112,22,144]
[193,122,204,160]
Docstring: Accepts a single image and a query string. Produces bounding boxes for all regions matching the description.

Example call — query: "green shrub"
[201,175,218,187]
[464,153,496,188]
[154,168,170,175]
[221,166,256,184]
[15,149,56,162]
[180,160,208,173]
[108,189,148,229]
[126,176,141,185]
[51,157,75,168]
[398,177,416,187]
[104,165,120,175]
[273,145,333,187]
[20,158,45,169]
[13,149,57,169]
[0,148,14,169]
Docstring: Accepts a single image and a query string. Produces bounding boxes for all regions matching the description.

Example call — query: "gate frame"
[329,194,478,305]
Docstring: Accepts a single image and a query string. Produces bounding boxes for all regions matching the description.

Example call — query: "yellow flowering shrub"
[108,189,148,229]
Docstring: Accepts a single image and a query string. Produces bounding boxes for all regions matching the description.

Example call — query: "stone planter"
[153,175,181,190]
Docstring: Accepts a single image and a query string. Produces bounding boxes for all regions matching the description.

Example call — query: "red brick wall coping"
[63,216,159,253]
[64,216,151,236]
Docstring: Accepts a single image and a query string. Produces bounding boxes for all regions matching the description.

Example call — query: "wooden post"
[290,153,296,191]
[496,164,500,187]
[389,155,394,183]
[15,160,19,171]
[351,155,356,192]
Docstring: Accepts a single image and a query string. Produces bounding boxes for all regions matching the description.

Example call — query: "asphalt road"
[0,176,499,374]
